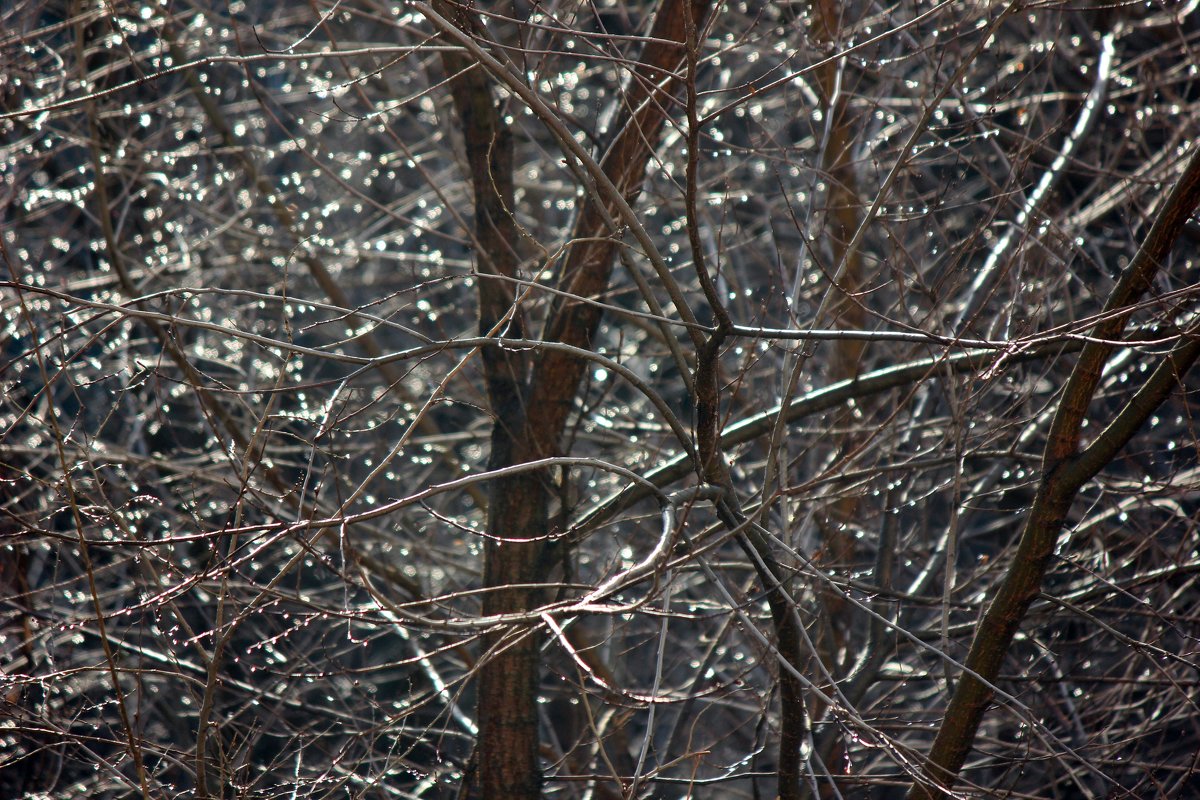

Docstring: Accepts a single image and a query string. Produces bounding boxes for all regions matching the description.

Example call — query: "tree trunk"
[439,1,712,796]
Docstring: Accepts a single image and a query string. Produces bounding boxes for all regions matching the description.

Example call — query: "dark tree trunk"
[437,0,712,797]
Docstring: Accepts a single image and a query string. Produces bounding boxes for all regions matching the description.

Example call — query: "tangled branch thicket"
[4,1,1200,798]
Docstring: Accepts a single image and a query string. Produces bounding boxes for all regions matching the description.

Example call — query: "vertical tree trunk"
[438,1,712,796]
[434,3,536,795]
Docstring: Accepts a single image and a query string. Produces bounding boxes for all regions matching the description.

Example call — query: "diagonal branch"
[908,144,1200,800]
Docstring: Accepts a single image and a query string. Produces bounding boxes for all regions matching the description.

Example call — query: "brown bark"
[527,0,712,451]
[439,1,711,796]
[909,146,1200,799]
[434,4,539,796]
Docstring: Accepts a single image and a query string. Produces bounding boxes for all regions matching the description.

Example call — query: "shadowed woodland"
[4,0,1200,797]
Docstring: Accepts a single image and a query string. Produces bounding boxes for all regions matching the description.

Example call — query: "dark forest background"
[4,1,1200,797]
